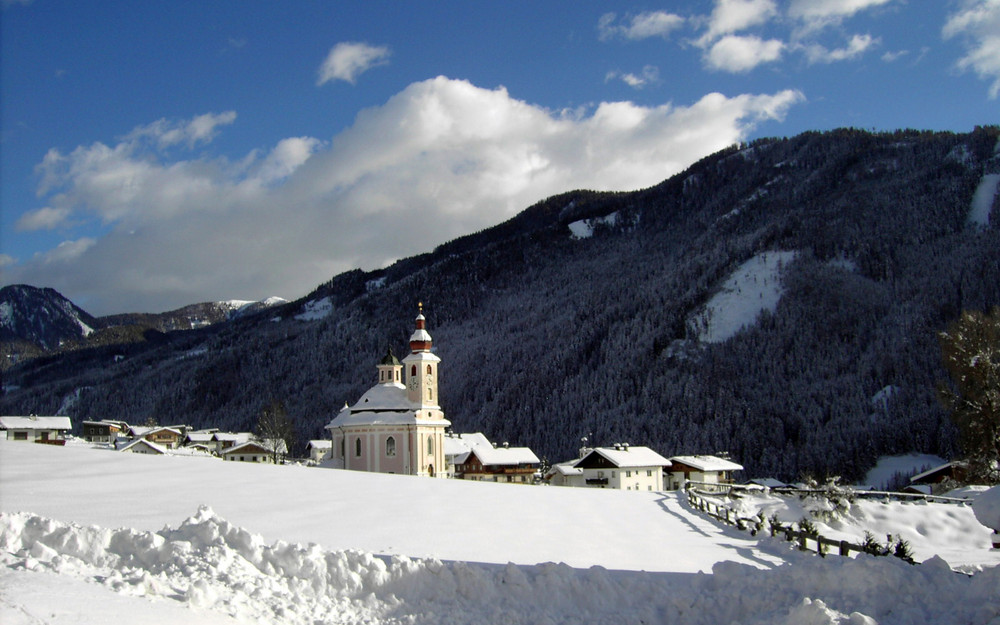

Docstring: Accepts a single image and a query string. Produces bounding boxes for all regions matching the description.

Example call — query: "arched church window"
[428,388,433,401]
[386,436,396,457]
[411,365,417,377]
[355,438,362,457]
[426,364,432,374]
[427,436,434,456]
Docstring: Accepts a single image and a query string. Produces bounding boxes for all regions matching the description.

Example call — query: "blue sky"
[2,0,998,315]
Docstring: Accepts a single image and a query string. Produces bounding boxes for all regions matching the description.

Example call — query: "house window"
[355,438,362,457]
[647,470,652,477]
[386,436,396,456]
[626,470,632,478]
[13,431,27,440]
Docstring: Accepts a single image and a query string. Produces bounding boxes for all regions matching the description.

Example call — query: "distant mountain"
[3,127,999,483]
[0,285,287,367]
[98,297,288,332]
[0,285,98,356]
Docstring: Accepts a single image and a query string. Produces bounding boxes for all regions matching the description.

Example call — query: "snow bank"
[4,508,999,625]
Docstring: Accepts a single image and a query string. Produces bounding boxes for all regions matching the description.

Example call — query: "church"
[325,304,450,477]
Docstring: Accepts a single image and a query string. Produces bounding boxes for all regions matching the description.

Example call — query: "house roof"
[545,462,584,477]
[222,441,272,456]
[444,432,539,467]
[185,432,216,443]
[307,440,332,449]
[82,420,124,429]
[212,432,253,443]
[143,426,182,437]
[909,461,965,483]
[120,438,166,454]
[577,446,671,469]
[669,455,744,472]
[747,478,787,488]
[0,415,72,430]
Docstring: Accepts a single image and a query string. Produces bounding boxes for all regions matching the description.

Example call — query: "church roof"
[325,382,450,429]
[379,347,400,366]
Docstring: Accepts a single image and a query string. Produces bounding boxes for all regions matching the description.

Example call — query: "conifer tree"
[939,307,1000,483]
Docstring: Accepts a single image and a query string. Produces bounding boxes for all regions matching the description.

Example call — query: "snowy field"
[2,440,998,624]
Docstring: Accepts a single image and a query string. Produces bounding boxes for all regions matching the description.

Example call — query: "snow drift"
[3,506,1000,625]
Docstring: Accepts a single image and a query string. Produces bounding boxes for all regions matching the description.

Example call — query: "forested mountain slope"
[3,127,999,482]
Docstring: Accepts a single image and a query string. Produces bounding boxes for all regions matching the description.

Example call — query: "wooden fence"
[685,486,913,562]
[685,480,972,506]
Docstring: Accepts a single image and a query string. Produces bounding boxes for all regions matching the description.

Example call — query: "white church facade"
[325,305,450,477]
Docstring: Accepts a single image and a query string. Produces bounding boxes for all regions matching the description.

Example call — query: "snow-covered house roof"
[909,461,966,484]
[545,462,583,478]
[746,477,787,488]
[120,439,167,454]
[578,446,671,469]
[185,432,216,444]
[669,455,743,472]
[222,441,272,456]
[212,432,253,444]
[444,432,539,467]
[0,415,72,431]
[307,440,332,450]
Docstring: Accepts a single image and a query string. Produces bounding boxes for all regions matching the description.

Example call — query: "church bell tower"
[402,303,440,408]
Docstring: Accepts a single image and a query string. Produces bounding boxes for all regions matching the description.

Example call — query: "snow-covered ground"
[2,440,998,624]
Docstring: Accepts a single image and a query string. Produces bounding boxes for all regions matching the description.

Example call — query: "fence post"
[840,540,850,557]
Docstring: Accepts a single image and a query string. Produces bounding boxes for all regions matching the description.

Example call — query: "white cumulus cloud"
[605,65,660,89]
[5,78,803,315]
[802,33,879,64]
[943,0,1000,98]
[696,0,778,46]
[598,11,685,41]
[788,0,894,33]
[706,35,785,72]
[317,42,392,85]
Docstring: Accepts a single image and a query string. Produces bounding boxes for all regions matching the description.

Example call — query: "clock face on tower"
[425,375,434,385]
[409,378,419,390]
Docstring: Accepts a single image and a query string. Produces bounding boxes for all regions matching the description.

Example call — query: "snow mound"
[4,507,999,625]
[973,486,1000,533]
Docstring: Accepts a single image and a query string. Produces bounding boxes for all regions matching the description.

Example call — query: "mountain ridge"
[0,285,287,367]
[3,126,998,482]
